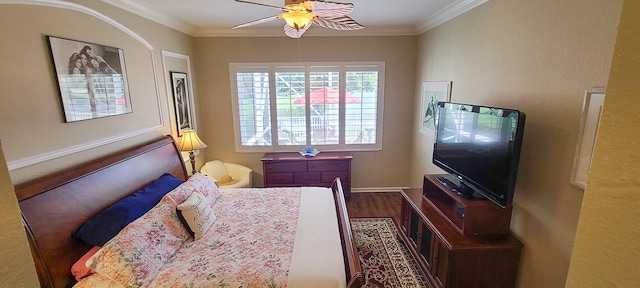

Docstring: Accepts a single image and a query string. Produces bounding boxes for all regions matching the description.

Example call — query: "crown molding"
[1,0,154,49]
[101,0,197,35]
[416,0,489,33]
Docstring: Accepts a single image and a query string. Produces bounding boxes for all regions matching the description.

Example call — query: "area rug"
[351,217,432,288]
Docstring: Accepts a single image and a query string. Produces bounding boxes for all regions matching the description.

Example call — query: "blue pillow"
[72,173,184,246]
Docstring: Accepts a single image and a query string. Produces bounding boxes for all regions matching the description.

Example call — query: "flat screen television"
[432,101,526,208]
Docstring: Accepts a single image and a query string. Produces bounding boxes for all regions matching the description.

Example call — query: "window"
[230,62,384,152]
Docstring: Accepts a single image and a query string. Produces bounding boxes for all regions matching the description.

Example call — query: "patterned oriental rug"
[351,218,432,288]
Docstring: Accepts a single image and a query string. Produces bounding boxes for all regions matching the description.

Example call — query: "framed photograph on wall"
[570,87,606,190]
[419,81,452,138]
[47,36,131,122]
[170,71,192,136]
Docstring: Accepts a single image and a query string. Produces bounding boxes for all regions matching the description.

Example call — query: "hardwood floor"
[346,192,402,225]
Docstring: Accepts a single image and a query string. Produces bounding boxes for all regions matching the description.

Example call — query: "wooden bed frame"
[14,136,363,288]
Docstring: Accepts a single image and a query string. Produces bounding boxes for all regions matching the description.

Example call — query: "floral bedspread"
[149,187,302,288]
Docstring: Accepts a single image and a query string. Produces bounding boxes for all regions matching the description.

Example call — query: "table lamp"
[177,129,207,174]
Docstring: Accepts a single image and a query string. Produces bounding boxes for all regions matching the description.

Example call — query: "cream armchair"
[200,160,252,188]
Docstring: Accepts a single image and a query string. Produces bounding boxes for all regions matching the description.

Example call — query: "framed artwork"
[170,72,192,136]
[419,81,452,137]
[47,36,131,122]
[570,87,606,190]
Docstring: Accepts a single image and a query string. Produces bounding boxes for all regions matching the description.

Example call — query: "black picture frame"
[47,36,131,122]
[170,71,192,136]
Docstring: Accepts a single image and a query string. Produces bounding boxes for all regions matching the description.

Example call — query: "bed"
[14,135,364,288]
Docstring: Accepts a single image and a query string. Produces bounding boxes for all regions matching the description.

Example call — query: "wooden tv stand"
[398,174,523,288]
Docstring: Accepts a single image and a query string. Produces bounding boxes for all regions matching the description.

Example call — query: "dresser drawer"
[264,161,307,173]
[294,172,321,184]
[308,160,350,172]
[262,152,352,199]
[265,173,294,184]
[321,171,349,183]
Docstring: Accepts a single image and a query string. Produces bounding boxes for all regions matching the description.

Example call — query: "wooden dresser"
[261,152,353,199]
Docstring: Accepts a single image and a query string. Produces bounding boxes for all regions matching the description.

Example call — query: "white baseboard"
[351,187,409,193]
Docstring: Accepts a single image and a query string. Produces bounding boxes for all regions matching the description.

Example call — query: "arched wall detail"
[2,0,165,171]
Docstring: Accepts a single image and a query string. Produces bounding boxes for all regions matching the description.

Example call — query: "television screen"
[433,102,525,207]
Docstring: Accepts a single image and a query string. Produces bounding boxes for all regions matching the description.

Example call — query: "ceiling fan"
[232,0,364,38]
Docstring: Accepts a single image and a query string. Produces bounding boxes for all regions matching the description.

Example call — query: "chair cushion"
[202,160,228,179]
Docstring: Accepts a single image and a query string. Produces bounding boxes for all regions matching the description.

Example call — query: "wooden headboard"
[14,136,188,288]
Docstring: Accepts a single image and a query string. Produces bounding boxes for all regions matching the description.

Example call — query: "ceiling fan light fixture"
[233,0,362,37]
[282,7,314,30]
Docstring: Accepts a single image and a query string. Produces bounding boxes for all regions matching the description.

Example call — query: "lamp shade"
[282,9,314,30]
[178,129,207,151]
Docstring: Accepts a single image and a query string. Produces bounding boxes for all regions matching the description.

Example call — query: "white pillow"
[176,189,216,240]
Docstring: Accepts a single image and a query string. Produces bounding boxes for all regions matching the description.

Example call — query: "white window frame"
[229,62,385,153]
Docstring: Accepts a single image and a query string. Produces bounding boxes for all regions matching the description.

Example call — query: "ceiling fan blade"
[284,23,311,38]
[312,16,363,30]
[235,0,286,11]
[304,0,354,18]
[232,15,282,29]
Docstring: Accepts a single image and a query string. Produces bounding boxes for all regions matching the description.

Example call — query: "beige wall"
[566,0,640,286]
[0,1,196,284]
[1,0,636,287]
[193,36,417,188]
[0,141,39,287]
[410,0,623,287]
[0,2,197,185]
